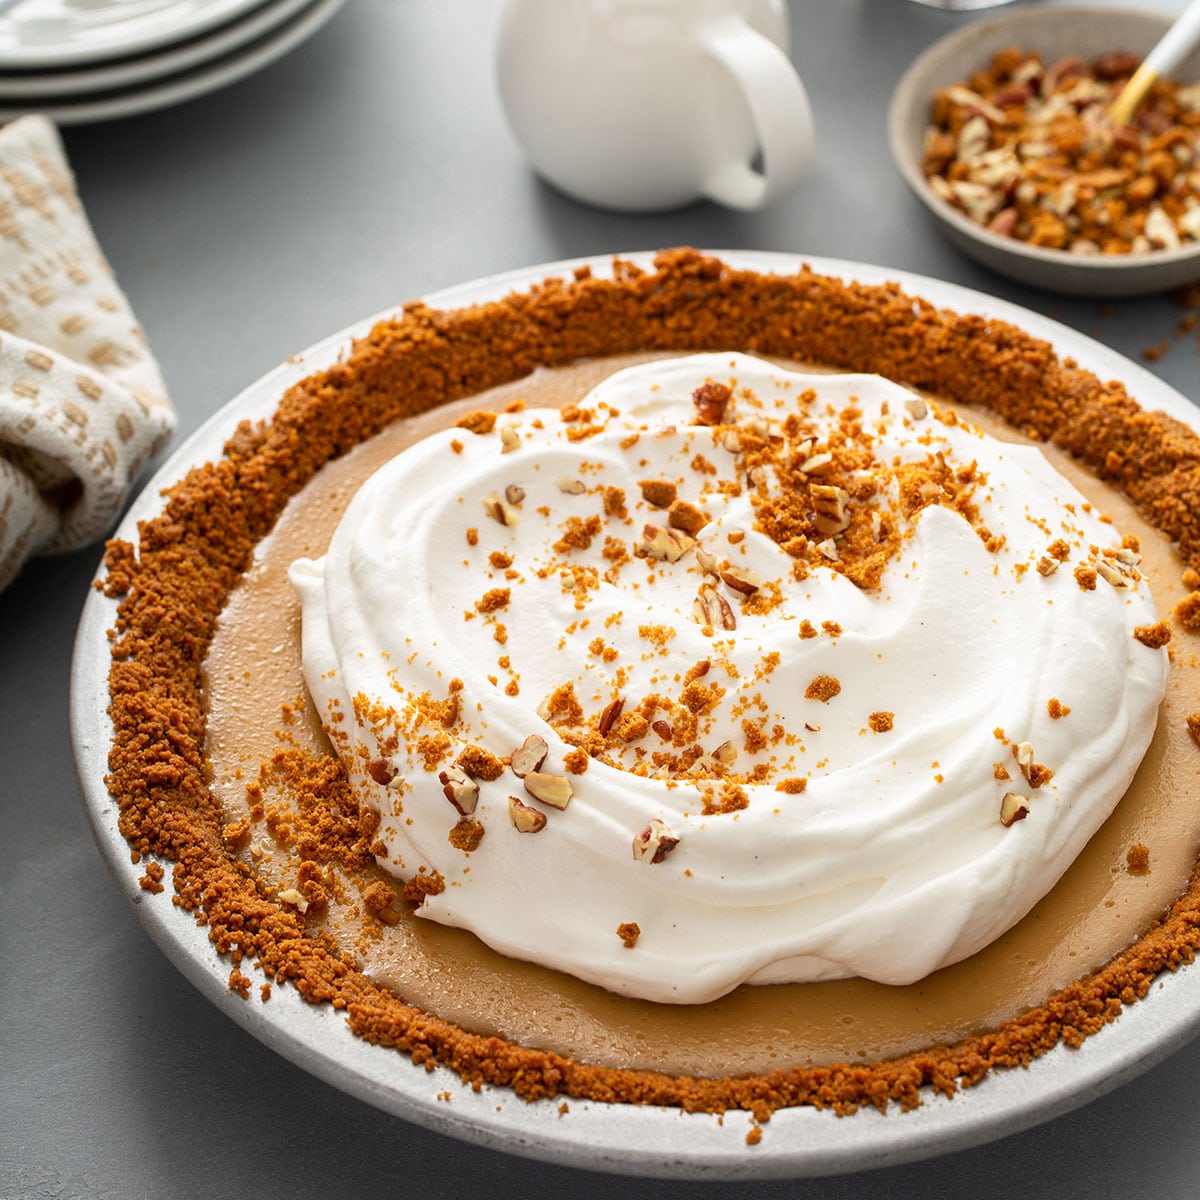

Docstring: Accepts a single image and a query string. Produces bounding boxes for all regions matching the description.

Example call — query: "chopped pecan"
[692,381,731,425]
[636,522,694,563]
[367,757,396,786]
[598,696,625,736]
[632,818,680,864]
[720,564,762,595]
[693,582,736,630]
[508,796,547,833]
[510,733,549,778]
[439,766,479,816]
[482,491,520,526]
[1000,792,1030,827]
[524,771,573,809]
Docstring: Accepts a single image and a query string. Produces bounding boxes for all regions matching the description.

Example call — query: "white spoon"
[1108,0,1200,125]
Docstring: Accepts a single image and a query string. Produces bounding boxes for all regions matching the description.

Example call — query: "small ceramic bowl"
[888,6,1200,297]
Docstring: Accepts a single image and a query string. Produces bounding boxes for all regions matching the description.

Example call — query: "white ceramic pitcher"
[493,0,816,212]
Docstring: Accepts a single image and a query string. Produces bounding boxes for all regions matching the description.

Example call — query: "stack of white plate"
[0,0,346,124]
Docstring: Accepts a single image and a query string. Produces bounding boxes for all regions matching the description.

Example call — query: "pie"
[100,249,1200,1124]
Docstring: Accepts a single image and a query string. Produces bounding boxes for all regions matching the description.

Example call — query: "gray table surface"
[5,1,1200,1196]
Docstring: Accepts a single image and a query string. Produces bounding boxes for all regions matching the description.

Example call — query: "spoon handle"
[1144,0,1200,75]
[1108,0,1200,125]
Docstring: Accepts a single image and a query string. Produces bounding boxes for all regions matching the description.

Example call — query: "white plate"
[70,251,1200,1180]
[0,0,315,98]
[0,0,343,123]
[0,0,266,69]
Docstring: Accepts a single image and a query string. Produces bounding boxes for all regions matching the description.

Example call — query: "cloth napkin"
[0,114,174,592]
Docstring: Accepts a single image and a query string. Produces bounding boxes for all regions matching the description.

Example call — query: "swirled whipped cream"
[289,354,1168,1004]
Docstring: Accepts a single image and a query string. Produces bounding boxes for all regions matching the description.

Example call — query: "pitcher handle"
[698,16,815,210]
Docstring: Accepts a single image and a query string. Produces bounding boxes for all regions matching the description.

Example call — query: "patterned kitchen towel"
[0,114,174,592]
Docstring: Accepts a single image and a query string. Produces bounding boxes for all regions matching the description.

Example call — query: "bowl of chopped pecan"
[888,6,1200,296]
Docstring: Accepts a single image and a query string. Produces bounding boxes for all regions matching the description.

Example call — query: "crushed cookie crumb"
[456,745,505,781]
[805,675,841,703]
[775,778,808,794]
[616,922,641,949]
[868,712,894,733]
[668,499,708,536]
[555,514,602,552]
[448,819,485,853]
[138,860,165,894]
[1176,592,1200,631]
[639,479,677,508]
[1133,620,1172,649]
[1126,844,1151,876]
[401,871,445,907]
[455,410,498,435]
[603,486,628,518]
[475,587,511,613]
[562,747,589,774]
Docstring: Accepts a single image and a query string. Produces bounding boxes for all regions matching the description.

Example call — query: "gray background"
[4,1,1200,1196]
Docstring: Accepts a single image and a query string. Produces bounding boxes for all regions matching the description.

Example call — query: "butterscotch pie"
[82,250,1200,1167]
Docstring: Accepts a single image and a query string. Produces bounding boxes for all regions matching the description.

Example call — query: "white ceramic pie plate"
[71,251,1200,1180]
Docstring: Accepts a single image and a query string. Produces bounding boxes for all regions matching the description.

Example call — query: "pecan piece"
[524,771,573,810]
[636,522,694,563]
[798,451,834,475]
[508,796,547,833]
[695,540,721,575]
[711,740,737,765]
[482,491,520,526]
[367,757,396,786]
[598,697,625,736]
[692,381,731,425]
[632,818,680,864]
[720,564,762,595]
[693,582,736,630]
[1000,792,1030,827]
[1096,559,1130,588]
[439,766,479,816]
[1093,50,1141,80]
[510,733,549,778]
[811,484,851,536]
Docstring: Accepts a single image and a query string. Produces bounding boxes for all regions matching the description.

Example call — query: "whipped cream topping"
[289,354,1168,1004]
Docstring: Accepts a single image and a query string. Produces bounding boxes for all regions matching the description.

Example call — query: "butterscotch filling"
[203,355,1200,1078]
